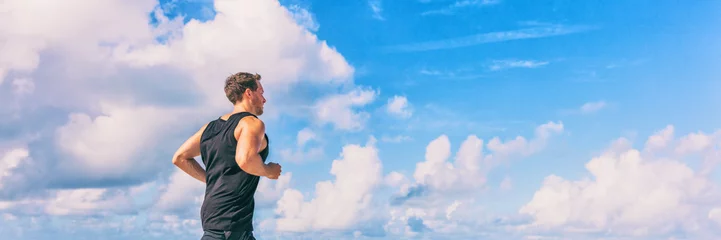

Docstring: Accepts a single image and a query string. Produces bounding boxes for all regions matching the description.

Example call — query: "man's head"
[224,72,266,115]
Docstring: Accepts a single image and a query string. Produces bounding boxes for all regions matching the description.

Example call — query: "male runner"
[172,72,282,240]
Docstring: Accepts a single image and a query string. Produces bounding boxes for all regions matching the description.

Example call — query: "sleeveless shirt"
[199,112,270,232]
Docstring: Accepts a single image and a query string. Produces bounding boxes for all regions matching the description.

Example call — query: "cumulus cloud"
[406,121,563,194]
[313,87,378,131]
[519,125,721,238]
[386,95,413,118]
[0,0,359,237]
[280,128,324,163]
[274,137,383,232]
[0,0,353,185]
[486,121,564,158]
[54,103,184,181]
[377,122,564,237]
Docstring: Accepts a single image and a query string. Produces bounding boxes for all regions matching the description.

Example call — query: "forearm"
[237,154,269,177]
[174,157,207,183]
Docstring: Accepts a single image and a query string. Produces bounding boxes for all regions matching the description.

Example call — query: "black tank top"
[199,112,269,232]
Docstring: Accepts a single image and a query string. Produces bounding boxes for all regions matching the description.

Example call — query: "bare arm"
[172,124,208,183]
[235,117,274,177]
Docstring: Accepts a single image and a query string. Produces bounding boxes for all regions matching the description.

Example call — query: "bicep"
[235,120,265,160]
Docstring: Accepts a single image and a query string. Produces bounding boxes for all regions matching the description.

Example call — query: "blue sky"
[1,0,721,239]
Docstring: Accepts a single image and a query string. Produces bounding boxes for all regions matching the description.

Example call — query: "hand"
[266,162,282,179]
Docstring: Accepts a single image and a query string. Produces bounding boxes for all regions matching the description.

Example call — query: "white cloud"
[153,170,204,215]
[421,0,501,16]
[519,125,721,238]
[0,0,355,186]
[256,173,293,207]
[500,176,512,191]
[54,102,184,180]
[280,147,324,163]
[376,121,565,238]
[383,25,593,52]
[412,135,484,191]
[386,95,413,118]
[486,121,564,159]
[274,137,383,232]
[0,0,359,237]
[0,148,29,190]
[287,4,319,32]
[384,171,410,188]
[406,121,563,194]
[381,135,413,143]
[579,101,606,114]
[297,128,317,147]
[0,0,159,83]
[280,128,324,163]
[44,188,137,216]
[489,60,549,71]
[11,78,34,95]
[368,0,384,20]
[313,87,378,131]
[644,125,674,152]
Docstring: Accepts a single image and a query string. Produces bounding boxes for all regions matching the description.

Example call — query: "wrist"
[261,163,271,177]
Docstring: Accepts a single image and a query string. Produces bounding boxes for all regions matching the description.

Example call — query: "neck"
[232,102,256,115]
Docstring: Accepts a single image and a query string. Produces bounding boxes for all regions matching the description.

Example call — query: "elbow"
[236,157,250,170]
[172,153,183,166]
[236,154,255,171]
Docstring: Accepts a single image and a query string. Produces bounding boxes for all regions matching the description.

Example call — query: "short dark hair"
[224,72,261,104]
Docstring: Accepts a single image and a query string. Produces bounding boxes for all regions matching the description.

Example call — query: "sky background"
[1,0,721,239]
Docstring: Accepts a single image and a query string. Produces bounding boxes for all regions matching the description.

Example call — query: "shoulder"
[239,115,264,130]
[234,115,265,139]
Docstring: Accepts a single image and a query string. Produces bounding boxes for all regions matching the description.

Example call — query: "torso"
[198,112,270,232]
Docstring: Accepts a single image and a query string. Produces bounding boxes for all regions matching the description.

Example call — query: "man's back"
[199,112,269,232]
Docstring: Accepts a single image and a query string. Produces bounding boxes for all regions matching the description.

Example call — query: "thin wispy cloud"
[489,60,549,71]
[368,0,384,20]
[418,68,484,80]
[559,100,608,116]
[383,24,596,52]
[422,0,501,16]
[580,101,607,114]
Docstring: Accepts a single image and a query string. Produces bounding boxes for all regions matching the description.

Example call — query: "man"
[172,72,282,240]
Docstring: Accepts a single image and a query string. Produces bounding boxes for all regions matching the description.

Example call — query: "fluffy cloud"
[313,87,378,131]
[0,0,358,237]
[410,121,564,193]
[373,122,565,238]
[386,95,413,118]
[54,103,185,181]
[280,128,324,163]
[274,137,383,232]
[0,148,30,191]
[0,0,354,186]
[519,125,721,238]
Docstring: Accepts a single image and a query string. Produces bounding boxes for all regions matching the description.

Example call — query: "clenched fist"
[265,162,282,179]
